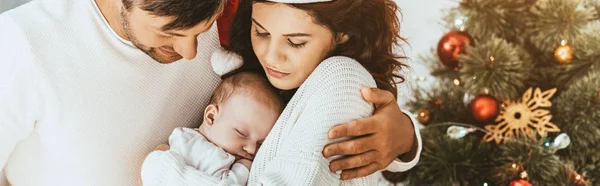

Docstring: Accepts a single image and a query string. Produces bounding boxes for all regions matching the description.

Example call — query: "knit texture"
[0,0,221,185]
[248,56,379,186]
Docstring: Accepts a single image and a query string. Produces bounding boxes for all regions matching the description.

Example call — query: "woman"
[228,0,422,184]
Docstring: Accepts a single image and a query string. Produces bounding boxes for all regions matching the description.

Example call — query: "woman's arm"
[256,56,379,185]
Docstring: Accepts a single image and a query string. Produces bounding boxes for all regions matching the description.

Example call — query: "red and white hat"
[212,0,242,76]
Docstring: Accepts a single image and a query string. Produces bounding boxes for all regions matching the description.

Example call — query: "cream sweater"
[0,0,221,185]
[0,0,421,185]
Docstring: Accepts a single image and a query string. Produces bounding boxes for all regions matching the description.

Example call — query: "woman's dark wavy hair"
[229,0,408,99]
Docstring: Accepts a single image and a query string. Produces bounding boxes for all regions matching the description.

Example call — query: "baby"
[141,72,284,186]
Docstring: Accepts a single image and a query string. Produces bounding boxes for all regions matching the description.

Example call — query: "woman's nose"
[263,42,285,65]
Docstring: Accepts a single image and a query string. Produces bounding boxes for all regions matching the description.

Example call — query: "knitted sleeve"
[0,14,39,170]
[252,56,379,185]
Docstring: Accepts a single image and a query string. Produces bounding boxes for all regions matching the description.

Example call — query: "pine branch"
[552,71,600,167]
[527,0,595,53]
[406,84,475,124]
[492,137,573,185]
[458,36,533,99]
[406,128,497,186]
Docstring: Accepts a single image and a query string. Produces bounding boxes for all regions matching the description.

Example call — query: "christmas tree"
[387,0,600,185]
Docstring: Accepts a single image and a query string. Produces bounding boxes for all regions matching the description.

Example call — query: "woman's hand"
[322,87,416,180]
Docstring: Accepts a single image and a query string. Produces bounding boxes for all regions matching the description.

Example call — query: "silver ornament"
[551,133,571,150]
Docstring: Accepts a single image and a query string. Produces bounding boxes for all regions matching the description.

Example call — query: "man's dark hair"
[122,0,225,31]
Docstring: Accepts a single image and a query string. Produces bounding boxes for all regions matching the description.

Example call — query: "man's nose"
[174,37,198,60]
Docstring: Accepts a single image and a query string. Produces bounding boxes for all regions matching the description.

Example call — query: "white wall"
[0,0,30,13]
[395,0,458,106]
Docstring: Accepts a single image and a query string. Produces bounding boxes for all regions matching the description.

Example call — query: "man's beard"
[119,9,183,64]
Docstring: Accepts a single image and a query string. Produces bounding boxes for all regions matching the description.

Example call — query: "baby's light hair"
[210,72,284,113]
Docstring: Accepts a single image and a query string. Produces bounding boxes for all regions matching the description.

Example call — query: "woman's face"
[251,2,340,90]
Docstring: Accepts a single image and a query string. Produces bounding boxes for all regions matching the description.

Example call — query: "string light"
[453,79,461,86]
[520,171,528,179]
[482,88,490,94]
[575,174,582,181]
[483,183,488,186]
[511,163,517,169]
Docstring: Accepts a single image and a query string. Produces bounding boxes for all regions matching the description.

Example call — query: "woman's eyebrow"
[283,33,311,37]
[251,18,311,37]
[251,18,267,30]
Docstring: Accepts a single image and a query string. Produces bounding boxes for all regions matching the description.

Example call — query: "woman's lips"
[266,67,290,79]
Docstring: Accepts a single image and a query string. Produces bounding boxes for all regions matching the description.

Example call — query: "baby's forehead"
[222,92,277,111]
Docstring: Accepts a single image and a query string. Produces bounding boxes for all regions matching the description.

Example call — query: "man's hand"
[323,87,415,180]
[236,159,253,170]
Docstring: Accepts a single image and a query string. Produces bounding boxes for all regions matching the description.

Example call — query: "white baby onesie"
[141,127,249,186]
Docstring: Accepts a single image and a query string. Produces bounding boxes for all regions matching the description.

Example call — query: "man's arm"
[323,88,423,179]
[0,14,39,170]
[387,108,422,172]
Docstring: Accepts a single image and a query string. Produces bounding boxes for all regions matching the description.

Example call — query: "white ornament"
[552,133,571,150]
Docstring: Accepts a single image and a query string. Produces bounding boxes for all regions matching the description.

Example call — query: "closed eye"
[254,29,270,38]
[235,129,247,138]
[287,39,306,48]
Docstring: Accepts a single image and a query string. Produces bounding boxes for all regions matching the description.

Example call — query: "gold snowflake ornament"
[483,87,560,144]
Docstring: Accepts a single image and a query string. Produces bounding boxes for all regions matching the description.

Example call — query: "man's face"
[119,6,219,64]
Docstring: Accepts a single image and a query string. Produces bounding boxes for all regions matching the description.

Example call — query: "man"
[0,0,420,185]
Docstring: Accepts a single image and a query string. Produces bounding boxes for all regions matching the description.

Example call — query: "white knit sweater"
[249,56,380,186]
[0,0,221,185]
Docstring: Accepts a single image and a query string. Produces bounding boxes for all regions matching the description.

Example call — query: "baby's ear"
[204,104,219,126]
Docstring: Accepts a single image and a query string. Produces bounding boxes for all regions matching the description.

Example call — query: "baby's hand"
[154,144,170,151]
[236,159,252,170]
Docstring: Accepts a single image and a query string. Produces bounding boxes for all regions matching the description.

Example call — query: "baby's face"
[205,94,279,160]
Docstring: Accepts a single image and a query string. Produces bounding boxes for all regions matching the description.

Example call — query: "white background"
[394,0,458,105]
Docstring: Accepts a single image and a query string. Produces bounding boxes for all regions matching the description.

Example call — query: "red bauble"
[470,94,499,123]
[437,31,473,70]
[510,179,533,186]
